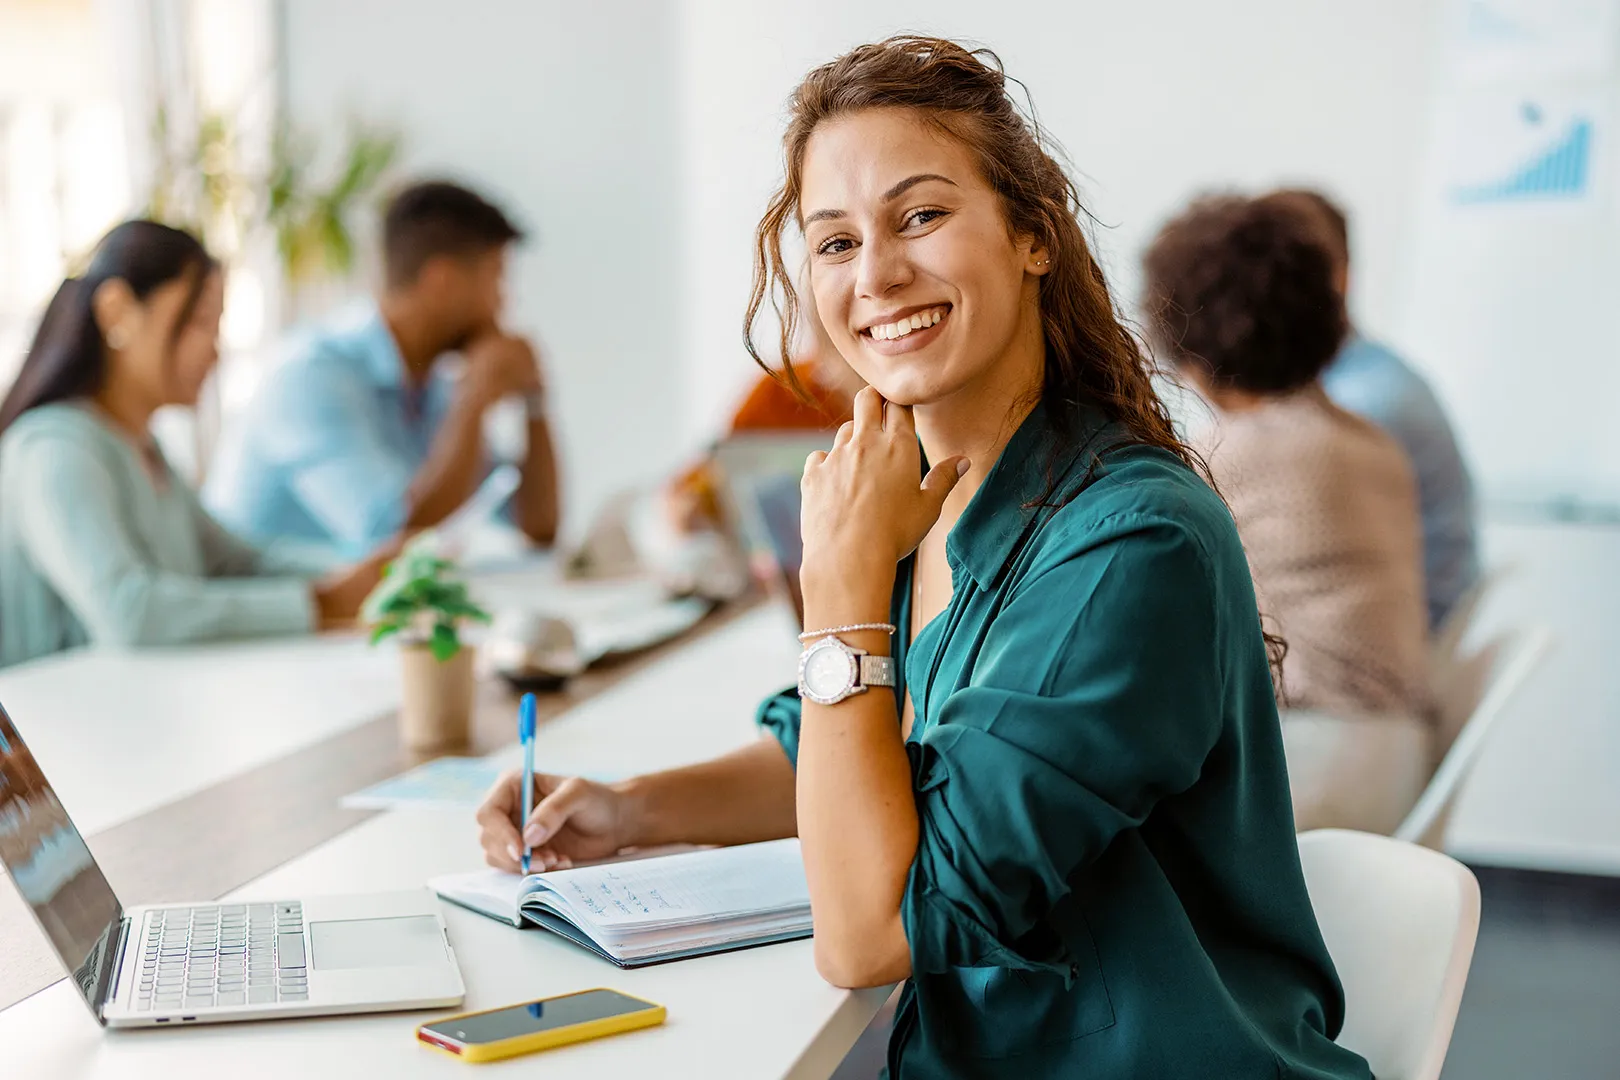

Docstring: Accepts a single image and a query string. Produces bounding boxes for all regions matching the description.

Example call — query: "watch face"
[802,641,857,704]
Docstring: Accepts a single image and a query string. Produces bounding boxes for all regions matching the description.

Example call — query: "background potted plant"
[363,537,491,751]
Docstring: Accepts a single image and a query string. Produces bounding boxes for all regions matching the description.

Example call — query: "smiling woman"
[477,36,1372,1079]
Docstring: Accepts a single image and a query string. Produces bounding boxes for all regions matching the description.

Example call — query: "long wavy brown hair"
[743,36,1289,682]
[744,35,1198,474]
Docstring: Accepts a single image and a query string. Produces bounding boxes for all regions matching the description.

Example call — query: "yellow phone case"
[417,988,667,1064]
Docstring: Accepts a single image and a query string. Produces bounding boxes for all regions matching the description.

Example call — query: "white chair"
[1399,626,1554,848]
[1298,829,1481,1080]
[1427,565,1509,683]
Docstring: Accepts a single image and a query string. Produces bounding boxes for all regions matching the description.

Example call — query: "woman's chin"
[861,372,958,410]
[862,384,929,408]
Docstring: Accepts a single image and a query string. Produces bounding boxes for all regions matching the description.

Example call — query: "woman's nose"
[853,233,913,299]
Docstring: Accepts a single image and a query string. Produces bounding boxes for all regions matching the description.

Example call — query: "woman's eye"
[817,237,855,256]
[905,208,947,229]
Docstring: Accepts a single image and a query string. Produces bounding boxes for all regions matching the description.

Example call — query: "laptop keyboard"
[134,902,307,1011]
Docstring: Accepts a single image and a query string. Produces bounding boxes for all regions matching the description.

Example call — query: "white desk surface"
[0,635,398,836]
[0,562,718,839]
[1,605,884,1079]
[0,810,890,1080]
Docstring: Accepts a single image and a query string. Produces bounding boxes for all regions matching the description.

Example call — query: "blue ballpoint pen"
[518,693,537,875]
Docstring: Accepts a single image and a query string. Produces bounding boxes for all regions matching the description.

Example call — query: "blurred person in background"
[1269,188,1480,632]
[0,221,385,668]
[204,180,560,558]
[1143,193,1433,834]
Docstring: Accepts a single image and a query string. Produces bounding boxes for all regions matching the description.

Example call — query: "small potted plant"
[362,536,491,751]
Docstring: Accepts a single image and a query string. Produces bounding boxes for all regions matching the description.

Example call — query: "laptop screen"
[712,433,831,629]
[751,473,806,624]
[0,704,122,1018]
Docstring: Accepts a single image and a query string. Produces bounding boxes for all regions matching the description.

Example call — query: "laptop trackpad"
[309,916,445,970]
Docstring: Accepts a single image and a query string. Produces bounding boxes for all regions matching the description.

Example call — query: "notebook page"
[428,868,535,926]
[526,838,807,931]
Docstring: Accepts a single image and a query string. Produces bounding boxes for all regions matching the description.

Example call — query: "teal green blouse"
[0,403,321,668]
[760,403,1371,1079]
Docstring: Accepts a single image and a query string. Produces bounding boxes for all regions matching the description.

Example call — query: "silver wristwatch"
[797,635,897,706]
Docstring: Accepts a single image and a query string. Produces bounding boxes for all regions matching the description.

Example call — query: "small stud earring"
[106,325,130,350]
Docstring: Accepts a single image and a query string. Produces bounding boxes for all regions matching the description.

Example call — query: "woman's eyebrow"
[881,173,956,202]
[803,173,959,227]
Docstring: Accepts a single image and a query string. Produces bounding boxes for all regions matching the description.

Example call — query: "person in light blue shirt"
[1270,189,1482,630]
[205,181,561,558]
[0,221,383,667]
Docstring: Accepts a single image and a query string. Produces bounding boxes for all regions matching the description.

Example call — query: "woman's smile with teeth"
[863,306,949,341]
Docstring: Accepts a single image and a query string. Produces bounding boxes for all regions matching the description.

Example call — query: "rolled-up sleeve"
[902,518,1225,976]
[756,688,804,768]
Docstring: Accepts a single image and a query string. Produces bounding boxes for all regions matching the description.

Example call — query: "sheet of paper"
[532,838,808,929]
[340,757,503,810]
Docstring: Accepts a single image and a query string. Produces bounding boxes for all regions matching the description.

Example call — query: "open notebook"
[429,839,812,967]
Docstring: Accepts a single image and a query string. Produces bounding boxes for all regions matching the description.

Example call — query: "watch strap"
[858,654,897,689]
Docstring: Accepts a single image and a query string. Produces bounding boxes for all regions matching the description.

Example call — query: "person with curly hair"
[1269,188,1481,633]
[1143,192,1433,835]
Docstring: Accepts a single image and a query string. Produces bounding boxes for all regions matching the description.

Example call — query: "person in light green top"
[0,221,386,668]
[473,37,1371,1078]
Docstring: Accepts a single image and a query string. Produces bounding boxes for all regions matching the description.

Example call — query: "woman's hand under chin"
[799,386,969,616]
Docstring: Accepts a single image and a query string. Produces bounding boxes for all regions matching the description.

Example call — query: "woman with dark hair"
[475,38,1369,1078]
[1142,193,1432,836]
[0,220,383,667]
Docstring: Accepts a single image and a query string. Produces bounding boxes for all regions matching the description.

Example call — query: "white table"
[1,606,893,1079]
[0,811,890,1080]
[0,560,717,840]
[0,635,397,836]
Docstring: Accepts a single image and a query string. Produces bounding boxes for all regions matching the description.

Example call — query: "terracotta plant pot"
[399,643,476,752]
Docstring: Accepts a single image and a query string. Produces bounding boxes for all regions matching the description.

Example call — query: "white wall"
[678,0,1445,443]
[279,0,687,533]
[280,0,1452,510]
[1403,1,1620,508]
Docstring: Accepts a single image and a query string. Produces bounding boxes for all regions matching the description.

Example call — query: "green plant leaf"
[360,539,482,631]
[428,622,461,663]
[369,620,403,646]
[360,573,412,622]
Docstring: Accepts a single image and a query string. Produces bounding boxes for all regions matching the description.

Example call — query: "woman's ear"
[91,279,141,350]
[1025,239,1052,277]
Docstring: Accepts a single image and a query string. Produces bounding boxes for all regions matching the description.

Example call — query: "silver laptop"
[0,702,464,1028]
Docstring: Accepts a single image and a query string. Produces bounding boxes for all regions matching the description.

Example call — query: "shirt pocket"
[912,915,1116,1059]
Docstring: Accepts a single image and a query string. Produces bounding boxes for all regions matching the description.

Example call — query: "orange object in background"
[729,367,853,433]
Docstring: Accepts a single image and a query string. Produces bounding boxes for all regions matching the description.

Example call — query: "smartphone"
[416,988,666,1063]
